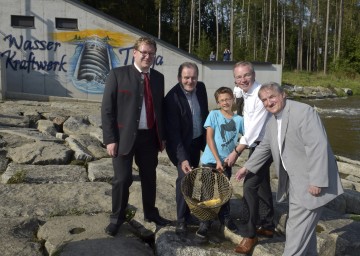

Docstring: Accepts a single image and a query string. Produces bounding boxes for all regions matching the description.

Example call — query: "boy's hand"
[216,161,224,173]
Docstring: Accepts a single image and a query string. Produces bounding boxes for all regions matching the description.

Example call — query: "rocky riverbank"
[0,99,360,256]
[282,84,354,99]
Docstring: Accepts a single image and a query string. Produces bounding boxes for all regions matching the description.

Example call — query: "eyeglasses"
[137,50,156,57]
[235,73,253,81]
[218,98,233,103]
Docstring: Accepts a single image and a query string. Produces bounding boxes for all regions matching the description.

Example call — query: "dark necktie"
[143,72,155,128]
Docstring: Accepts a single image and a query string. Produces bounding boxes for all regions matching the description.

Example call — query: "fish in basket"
[181,167,233,221]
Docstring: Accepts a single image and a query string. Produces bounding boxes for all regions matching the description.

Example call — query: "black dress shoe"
[105,223,122,236]
[175,222,187,234]
[186,215,200,226]
[144,215,171,226]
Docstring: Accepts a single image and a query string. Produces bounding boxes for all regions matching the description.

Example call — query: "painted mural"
[1,29,165,94]
[53,29,136,94]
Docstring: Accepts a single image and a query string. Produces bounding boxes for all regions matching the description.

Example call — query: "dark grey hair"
[258,82,284,97]
[177,62,199,79]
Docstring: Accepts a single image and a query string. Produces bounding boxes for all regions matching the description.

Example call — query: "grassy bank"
[282,71,360,95]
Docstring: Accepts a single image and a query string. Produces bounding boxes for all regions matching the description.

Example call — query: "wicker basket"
[181,167,233,221]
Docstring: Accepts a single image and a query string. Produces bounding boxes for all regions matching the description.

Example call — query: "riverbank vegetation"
[82,1,360,79]
[82,1,360,96]
[282,70,360,96]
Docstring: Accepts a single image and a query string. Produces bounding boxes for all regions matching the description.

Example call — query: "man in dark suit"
[164,62,209,234]
[101,36,170,237]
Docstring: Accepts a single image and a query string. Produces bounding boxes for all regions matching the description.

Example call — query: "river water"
[299,96,360,161]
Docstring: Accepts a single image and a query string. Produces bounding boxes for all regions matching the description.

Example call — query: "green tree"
[78,0,360,75]
[194,31,213,60]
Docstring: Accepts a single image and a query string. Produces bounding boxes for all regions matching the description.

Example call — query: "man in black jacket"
[101,36,170,237]
[164,62,209,234]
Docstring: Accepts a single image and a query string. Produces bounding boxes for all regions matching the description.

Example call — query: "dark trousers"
[241,146,274,237]
[236,97,244,116]
[176,136,203,222]
[110,127,159,224]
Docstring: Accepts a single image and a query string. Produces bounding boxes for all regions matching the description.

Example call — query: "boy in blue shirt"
[196,87,244,239]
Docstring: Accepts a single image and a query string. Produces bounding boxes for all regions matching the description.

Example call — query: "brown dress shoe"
[256,227,274,238]
[234,237,258,254]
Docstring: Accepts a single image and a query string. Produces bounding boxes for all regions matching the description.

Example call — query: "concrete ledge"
[5,91,101,103]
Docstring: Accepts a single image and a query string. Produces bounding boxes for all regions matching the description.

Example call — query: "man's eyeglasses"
[235,73,253,81]
[137,50,156,57]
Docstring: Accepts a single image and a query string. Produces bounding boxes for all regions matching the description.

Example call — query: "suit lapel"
[148,68,158,95]
[270,116,279,155]
[274,105,290,202]
[280,102,290,151]
[176,84,193,121]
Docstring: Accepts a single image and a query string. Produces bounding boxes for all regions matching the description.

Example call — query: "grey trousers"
[283,184,324,256]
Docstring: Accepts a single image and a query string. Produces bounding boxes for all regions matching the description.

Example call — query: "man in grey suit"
[234,82,344,255]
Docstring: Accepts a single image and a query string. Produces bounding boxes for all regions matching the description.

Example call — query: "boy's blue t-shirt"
[200,109,244,165]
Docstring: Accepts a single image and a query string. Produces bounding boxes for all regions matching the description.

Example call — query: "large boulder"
[7,141,73,165]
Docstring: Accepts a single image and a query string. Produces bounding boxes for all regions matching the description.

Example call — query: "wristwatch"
[234,148,241,156]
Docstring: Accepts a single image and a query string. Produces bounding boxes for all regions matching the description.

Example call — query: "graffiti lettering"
[1,34,66,73]
[3,34,61,51]
[155,56,164,66]
[118,46,133,65]
[118,46,164,67]
[1,50,67,73]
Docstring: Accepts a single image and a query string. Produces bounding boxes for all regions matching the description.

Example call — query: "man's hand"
[308,185,321,196]
[225,151,238,167]
[106,143,118,157]
[160,140,166,151]
[235,167,248,181]
[181,160,192,174]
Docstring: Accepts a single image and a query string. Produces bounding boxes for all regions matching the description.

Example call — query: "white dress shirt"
[134,63,151,129]
[276,111,288,171]
[276,112,283,154]
[233,86,243,99]
[239,81,271,147]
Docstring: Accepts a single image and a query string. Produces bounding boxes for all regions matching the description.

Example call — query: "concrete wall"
[0,57,6,100]
[0,0,282,108]
[202,62,281,108]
